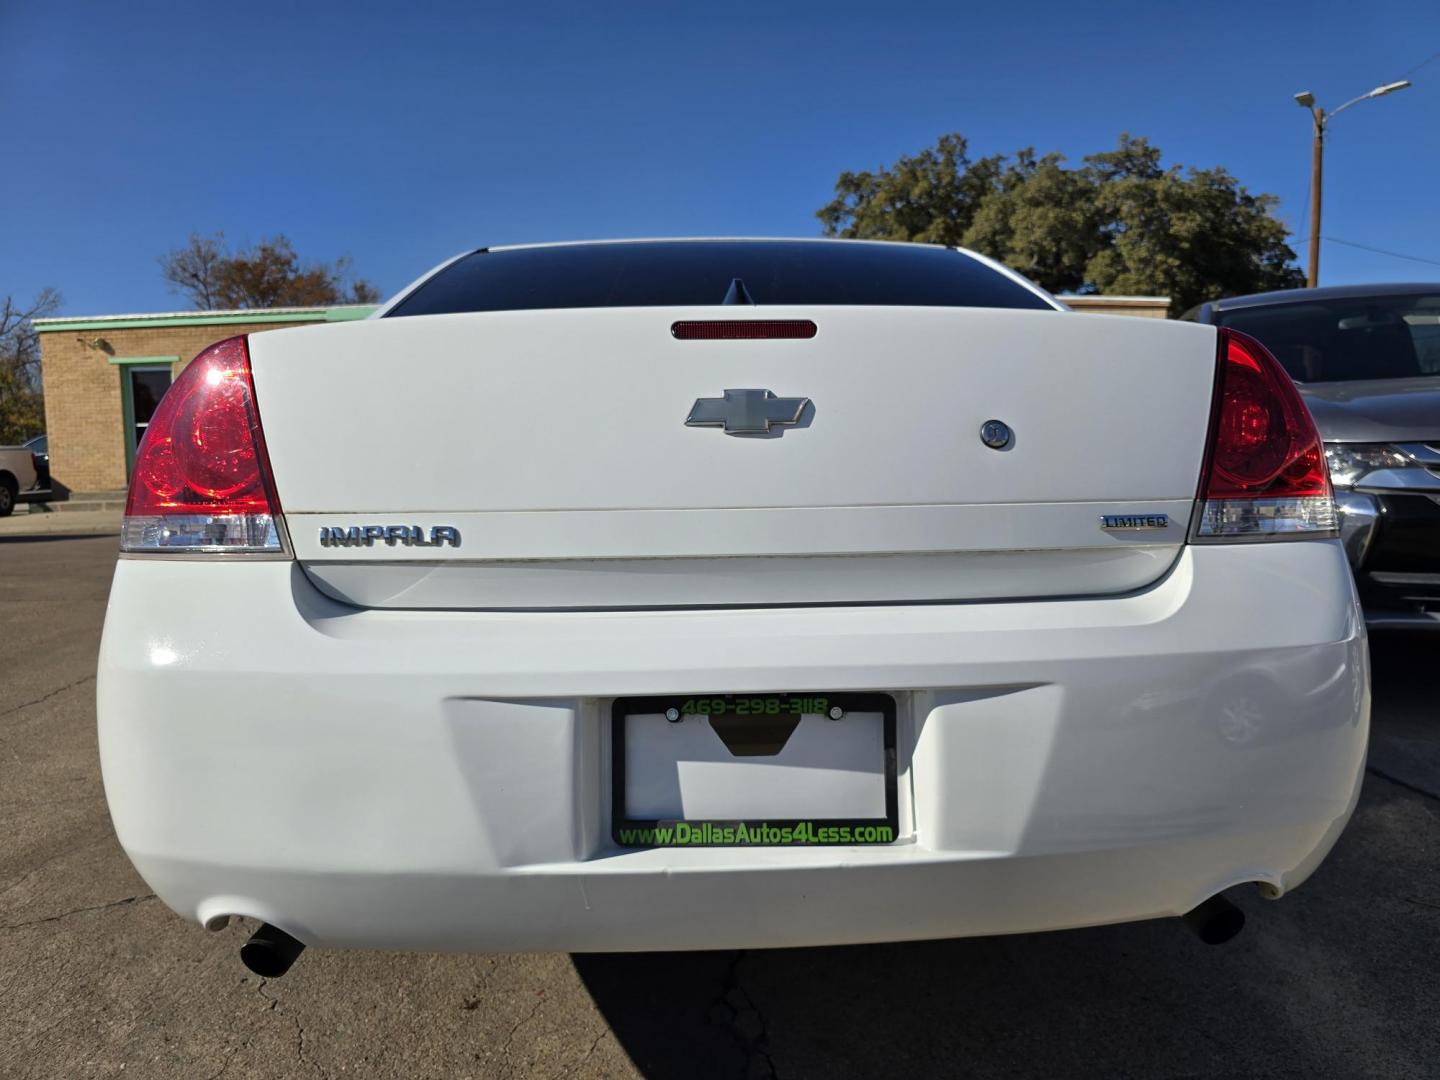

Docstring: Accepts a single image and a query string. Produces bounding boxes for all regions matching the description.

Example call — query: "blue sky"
[2,0,1437,316]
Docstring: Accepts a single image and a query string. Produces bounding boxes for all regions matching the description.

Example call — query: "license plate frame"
[610,692,898,847]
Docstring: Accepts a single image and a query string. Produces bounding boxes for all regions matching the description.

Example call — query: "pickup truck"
[0,440,48,516]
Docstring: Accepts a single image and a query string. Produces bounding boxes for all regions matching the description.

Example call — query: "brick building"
[32,305,374,496]
[31,295,1165,497]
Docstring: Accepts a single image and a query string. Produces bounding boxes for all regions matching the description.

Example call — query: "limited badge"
[1099,514,1170,531]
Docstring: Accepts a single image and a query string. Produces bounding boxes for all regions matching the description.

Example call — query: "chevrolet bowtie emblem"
[685,389,810,435]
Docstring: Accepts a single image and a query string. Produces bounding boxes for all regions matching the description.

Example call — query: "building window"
[122,365,173,476]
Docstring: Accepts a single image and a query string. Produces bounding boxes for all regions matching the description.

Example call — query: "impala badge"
[319,525,461,548]
[686,389,810,435]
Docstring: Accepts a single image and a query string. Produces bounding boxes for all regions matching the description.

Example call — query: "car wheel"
[0,478,15,517]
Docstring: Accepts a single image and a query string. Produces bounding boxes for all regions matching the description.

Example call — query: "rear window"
[1218,293,1440,382]
[385,241,1054,316]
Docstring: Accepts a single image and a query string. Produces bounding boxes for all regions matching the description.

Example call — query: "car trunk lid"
[247,306,1217,609]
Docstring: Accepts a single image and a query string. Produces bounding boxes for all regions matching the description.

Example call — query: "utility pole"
[1306,111,1324,289]
[1294,81,1411,288]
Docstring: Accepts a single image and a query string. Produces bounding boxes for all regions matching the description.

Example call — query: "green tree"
[819,133,1303,314]
[816,134,1008,246]
[160,232,380,310]
[0,289,59,445]
[960,149,1101,294]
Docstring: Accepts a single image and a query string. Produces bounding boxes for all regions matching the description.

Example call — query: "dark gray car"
[1186,284,1440,628]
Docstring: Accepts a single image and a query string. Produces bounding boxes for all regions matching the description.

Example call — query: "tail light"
[1191,328,1337,541]
[121,336,287,555]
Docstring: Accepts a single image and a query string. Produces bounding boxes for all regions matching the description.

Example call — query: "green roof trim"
[324,306,375,322]
[108,355,180,366]
[33,305,378,334]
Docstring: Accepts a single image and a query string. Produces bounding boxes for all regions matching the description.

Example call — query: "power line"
[1404,50,1440,76]
[1302,235,1440,269]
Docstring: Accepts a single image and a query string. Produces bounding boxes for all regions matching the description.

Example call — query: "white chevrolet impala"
[98,239,1368,976]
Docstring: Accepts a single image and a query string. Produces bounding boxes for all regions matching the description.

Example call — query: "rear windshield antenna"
[722,278,756,306]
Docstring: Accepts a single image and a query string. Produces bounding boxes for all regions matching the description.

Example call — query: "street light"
[1295,80,1411,287]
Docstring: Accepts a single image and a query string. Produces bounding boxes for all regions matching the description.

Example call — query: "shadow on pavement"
[1366,633,1440,798]
[573,920,1289,1078]
[575,806,1437,1078]
[574,636,1439,1079]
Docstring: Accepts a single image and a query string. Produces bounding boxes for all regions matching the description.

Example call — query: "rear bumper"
[98,540,1369,952]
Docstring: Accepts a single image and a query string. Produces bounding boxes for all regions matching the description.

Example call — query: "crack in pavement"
[1366,764,1440,803]
[0,835,112,901]
[297,1015,327,1080]
[203,1045,240,1080]
[496,994,546,1075]
[256,978,330,1079]
[551,1029,608,1079]
[710,951,778,1080]
[0,674,96,722]
[0,892,155,931]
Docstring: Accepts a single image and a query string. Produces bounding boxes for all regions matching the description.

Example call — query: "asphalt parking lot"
[1,534,1437,1079]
